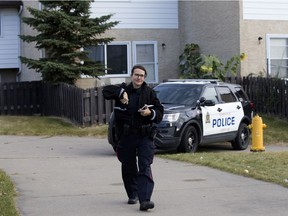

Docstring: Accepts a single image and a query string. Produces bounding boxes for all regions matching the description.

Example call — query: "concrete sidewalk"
[0,135,288,216]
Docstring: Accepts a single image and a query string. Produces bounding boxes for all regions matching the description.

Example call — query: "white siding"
[90,0,178,29]
[0,8,20,69]
[243,0,288,20]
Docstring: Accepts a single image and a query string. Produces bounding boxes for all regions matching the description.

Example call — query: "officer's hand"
[139,107,151,116]
[120,92,129,104]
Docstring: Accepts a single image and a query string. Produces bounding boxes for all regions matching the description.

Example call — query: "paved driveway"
[0,135,288,216]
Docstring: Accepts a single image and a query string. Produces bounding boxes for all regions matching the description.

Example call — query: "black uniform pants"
[117,134,155,203]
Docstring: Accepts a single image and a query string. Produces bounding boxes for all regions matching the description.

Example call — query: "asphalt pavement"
[0,135,288,216]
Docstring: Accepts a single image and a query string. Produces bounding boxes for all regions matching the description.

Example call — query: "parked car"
[108,79,254,153]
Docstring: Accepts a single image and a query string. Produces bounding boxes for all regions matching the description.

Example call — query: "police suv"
[108,79,253,153]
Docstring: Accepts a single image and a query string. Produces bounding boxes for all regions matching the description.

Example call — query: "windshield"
[154,84,203,106]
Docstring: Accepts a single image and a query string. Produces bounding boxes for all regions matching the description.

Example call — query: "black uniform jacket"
[102,82,164,127]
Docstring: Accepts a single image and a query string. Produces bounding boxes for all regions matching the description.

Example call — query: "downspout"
[18,4,23,15]
[17,4,23,81]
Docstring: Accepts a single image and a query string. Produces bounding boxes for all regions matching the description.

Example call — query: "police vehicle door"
[201,86,244,136]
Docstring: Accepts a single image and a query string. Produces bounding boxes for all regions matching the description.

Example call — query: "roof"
[159,79,242,88]
[0,0,23,9]
[163,79,222,85]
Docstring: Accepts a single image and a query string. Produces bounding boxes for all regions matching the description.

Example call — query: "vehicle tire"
[231,122,250,150]
[178,125,199,153]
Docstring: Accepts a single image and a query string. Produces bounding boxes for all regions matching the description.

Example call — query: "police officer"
[102,65,163,211]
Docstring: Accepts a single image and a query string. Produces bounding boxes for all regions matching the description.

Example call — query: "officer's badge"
[206,112,210,123]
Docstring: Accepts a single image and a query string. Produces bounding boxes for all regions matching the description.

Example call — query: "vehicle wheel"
[178,125,199,153]
[231,122,250,150]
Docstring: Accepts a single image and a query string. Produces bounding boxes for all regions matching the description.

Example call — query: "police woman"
[103,65,163,211]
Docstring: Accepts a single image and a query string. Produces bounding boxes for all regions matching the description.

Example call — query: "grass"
[158,151,288,188]
[0,170,19,216]
[0,115,108,137]
[0,114,288,215]
[261,115,288,145]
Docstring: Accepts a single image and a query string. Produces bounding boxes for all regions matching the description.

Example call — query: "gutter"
[0,1,23,12]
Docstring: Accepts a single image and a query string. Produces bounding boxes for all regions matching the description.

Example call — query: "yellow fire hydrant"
[248,114,267,152]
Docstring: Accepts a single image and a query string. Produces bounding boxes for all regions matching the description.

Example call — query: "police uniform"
[103,81,164,207]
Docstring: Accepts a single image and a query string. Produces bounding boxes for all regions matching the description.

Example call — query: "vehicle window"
[154,84,202,106]
[201,86,219,104]
[234,87,249,102]
[217,86,237,103]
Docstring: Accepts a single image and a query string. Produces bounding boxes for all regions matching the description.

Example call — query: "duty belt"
[123,124,151,136]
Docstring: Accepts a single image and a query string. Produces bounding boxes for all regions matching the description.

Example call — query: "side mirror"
[198,97,215,106]
[203,100,215,106]
[199,97,206,103]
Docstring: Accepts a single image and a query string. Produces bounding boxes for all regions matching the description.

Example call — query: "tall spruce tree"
[19,0,118,84]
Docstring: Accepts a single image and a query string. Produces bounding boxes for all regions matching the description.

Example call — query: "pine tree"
[19,0,118,84]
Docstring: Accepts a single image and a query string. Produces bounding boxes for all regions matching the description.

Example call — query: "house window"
[132,41,158,83]
[86,41,158,82]
[267,35,288,78]
[86,41,131,76]
[0,11,2,36]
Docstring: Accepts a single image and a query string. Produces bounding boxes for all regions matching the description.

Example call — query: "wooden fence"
[1,77,288,126]
[0,81,114,126]
[226,77,288,119]
[0,81,42,116]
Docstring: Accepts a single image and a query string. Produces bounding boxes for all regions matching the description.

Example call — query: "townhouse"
[0,0,288,86]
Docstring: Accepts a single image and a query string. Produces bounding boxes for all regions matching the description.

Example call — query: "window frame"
[96,41,131,78]
[202,86,220,104]
[86,40,159,81]
[234,87,249,103]
[132,41,158,83]
[266,34,288,78]
[216,86,237,103]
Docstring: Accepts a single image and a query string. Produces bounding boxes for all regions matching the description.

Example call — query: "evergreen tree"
[19,0,118,84]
